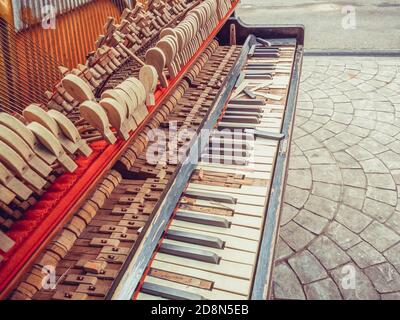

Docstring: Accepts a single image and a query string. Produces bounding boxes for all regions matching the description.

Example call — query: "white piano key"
[188,184,268,202]
[176,209,262,229]
[180,197,266,217]
[162,239,256,265]
[141,282,206,300]
[151,260,251,296]
[136,292,168,300]
[195,164,272,180]
[254,138,279,147]
[155,252,253,280]
[252,149,277,158]
[169,225,259,253]
[171,220,260,241]
[145,276,246,300]
[198,161,272,173]
[185,189,236,204]
[186,186,265,207]
[253,126,281,133]
[262,110,285,115]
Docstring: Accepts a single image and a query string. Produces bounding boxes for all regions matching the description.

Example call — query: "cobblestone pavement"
[272,56,400,300]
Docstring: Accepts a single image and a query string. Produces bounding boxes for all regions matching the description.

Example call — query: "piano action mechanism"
[0,0,304,300]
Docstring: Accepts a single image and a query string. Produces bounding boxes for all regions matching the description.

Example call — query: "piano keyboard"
[136,43,297,300]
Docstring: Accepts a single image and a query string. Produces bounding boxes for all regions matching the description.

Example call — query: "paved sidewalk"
[272,56,400,300]
[237,0,400,50]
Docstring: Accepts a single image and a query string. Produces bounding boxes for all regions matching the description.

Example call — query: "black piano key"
[248,44,256,57]
[206,147,251,158]
[245,66,276,71]
[254,48,280,53]
[245,70,275,75]
[256,37,272,47]
[166,230,225,249]
[245,129,286,141]
[252,53,280,58]
[159,243,221,265]
[222,115,260,124]
[209,138,254,151]
[224,110,262,118]
[141,282,206,300]
[227,104,263,112]
[175,211,231,228]
[218,122,257,130]
[229,99,265,106]
[245,74,273,80]
[185,190,237,204]
[211,130,255,139]
[234,72,245,88]
[247,63,276,67]
[201,154,249,166]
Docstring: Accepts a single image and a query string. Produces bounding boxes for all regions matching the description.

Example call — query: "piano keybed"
[136,43,297,300]
[0,0,303,300]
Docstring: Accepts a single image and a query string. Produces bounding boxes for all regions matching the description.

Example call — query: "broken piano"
[0,0,304,300]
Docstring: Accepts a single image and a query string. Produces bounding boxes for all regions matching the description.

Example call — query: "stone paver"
[360,222,400,252]
[272,263,305,300]
[294,210,329,234]
[347,241,386,269]
[364,263,400,293]
[272,57,400,300]
[304,195,338,220]
[335,205,372,233]
[288,251,327,284]
[304,279,342,300]
[325,222,362,250]
[309,236,351,270]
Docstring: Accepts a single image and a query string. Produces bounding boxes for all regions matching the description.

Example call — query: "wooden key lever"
[0,140,47,190]
[27,122,78,173]
[0,162,32,200]
[80,101,117,145]
[139,65,158,105]
[0,230,15,253]
[145,47,168,88]
[0,112,57,165]
[47,110,92,157]
[0,124,52,178]
[0,182,16,205]
[23,104,78,155]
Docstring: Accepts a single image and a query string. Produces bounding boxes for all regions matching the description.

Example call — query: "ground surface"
[237,0,400,50]
[237,1,400,299]
[273,56,400,300]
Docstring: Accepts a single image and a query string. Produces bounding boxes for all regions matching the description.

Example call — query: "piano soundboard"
[0,0,304,300]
